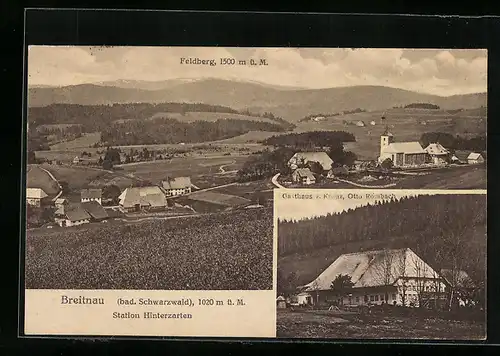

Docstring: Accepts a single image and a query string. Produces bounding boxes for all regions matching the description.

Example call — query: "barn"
[467,152,485,165]
[118,186,167,212]
[424,143,450,165]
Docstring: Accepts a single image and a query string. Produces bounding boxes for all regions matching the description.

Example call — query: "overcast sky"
[277,190,426,222]
[28,46,487,96]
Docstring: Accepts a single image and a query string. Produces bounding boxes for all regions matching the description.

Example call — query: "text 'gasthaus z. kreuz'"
[180,57,268,67]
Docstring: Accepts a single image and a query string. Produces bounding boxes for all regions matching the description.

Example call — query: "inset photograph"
[276,190,486,340]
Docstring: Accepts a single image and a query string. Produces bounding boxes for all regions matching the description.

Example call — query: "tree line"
[263,131,356,148]
[278,194,486,286]
[28,102,295,132]
[405,103,440,109]
[100,117,287,146]
[420,132,486,152]
[298,108,366,122]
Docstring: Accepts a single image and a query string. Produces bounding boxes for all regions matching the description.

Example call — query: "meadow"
[26,165,60,196]
[26,208,273,290]
[277,308,485,340]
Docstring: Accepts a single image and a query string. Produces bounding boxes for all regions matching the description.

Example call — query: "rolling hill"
[28,79,487,122]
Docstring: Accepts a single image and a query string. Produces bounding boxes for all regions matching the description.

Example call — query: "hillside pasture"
[187,191,250,207]
[149,111,278,124]
[49,132,101,150]
[26,165,60,196]
[41,164,108,191]
[211,131,282,144]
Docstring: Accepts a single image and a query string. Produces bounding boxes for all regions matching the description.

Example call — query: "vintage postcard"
[275,189,487,340]
[24,46,486,338]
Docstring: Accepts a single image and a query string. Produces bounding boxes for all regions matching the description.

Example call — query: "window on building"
[355,296,359,303]
[375,295,379,301]
[364,295,368,302]
[392,294,396,300]
[380,294,385,301]
[370,295,375,302]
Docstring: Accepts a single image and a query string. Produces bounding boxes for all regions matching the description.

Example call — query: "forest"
[298,108,366,122]
[420,132,486,152]
[278,194,486,284]
[263,131,356,148]
[27,102,294,132]
[100,117,287,145]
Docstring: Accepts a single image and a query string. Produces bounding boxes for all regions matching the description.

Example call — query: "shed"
[276,296,287,309]
[467,152,485,164]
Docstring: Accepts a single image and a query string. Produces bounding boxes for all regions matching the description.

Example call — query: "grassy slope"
[49,132,101,150]
[26,165,60,196]
[42,164,107,191]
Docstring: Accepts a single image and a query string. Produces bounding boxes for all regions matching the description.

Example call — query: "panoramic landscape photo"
[25,47,486,290]
[276,190,486,340]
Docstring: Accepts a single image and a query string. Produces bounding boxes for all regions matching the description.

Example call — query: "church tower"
[380,125,394,158]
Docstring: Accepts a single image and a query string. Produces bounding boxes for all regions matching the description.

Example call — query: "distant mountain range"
[28,79,487,122]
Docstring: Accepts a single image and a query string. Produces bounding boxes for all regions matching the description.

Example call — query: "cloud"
[27,46,487,95]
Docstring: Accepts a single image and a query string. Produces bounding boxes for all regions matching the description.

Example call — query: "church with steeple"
[378,126,427,167]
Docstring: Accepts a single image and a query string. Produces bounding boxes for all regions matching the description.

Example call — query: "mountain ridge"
[28,79,487,122]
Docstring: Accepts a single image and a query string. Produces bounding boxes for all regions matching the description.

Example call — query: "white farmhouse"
[424,143,450,165]
[467,152,485,165]
[296,248,446,308]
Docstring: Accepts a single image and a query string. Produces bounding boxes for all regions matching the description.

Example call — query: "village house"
[370,120,376,126]
[26,188,48,207]
[288,152,334,172]
[296,248,447,308]
[355,120,365,127]
[118,186,168,212]
[72,156,80,164]
[440,269,476,307]
[81,201,109,222]
[81,189,102,205]
[292,168,316,185]
[54,198,69,217]
[378,130,427,167]
[424,143,450,165]
[276,296,287,309]
[467,152,485,165]
[162,176,192,197]
[56,204,91,227]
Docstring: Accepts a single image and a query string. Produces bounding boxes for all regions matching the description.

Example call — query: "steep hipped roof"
[424,143,450,156]
[26,188,48,199]
[289,152,334,170]
[81,188,102,200]
[119,186,167,208]
[81,201,108,220]
[293,168,316,180]
[302,248,440,291]
[162,176,192,190]
[65,204,91,222]
[468,152,483,160]
[382,142,426,154]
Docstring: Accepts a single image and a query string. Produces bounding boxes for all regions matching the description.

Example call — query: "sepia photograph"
[275,189,486,340]
[25,47,486,292]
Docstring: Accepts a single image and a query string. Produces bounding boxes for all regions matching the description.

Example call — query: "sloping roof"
[453,150,470,161]
[302,248,440,291]
[81,201,108,220]
[289,152,334,170]
[467,152,483,160]
[424,143,449,155]
[81,188,102,200]
[55,198,67,205]
[276,296,286,301]
[162,176,192,190]
[382,129,393,136]
[293,168,316,180]
[382,142,426,154]
[65,204,91,222]
[119,186,167,208]
[26,188,48,199]
[440,269,475,289]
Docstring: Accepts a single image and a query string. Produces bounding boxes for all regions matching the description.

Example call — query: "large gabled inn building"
[297,248,447,308]
[378,130,427,167]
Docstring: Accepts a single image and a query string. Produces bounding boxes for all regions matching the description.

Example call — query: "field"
[26,208,273,290]
[26,165,60,196]
[188,191,251,207]
[41,164,108,191]
[212,131,282,144]
[49,132,101,150]
[277,309,485,340]
[120,155,250,188]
